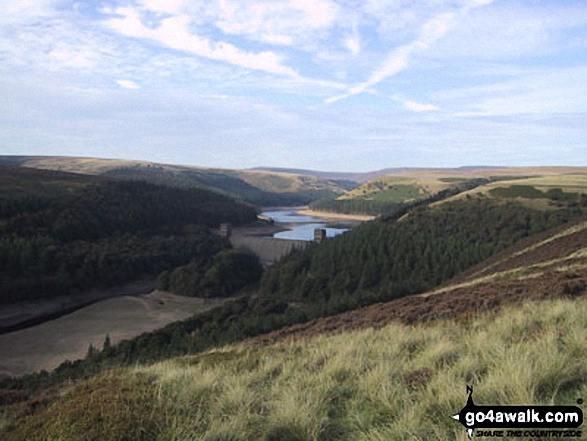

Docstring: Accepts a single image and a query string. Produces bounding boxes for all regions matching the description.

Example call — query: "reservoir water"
[261,209,350,241]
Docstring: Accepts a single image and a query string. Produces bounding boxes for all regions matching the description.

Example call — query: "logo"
[451,386,583,439]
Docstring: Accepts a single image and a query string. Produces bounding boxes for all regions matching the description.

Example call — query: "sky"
[0,0,586,172]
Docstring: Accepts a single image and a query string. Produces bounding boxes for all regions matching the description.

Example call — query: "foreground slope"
[3,295,586,440]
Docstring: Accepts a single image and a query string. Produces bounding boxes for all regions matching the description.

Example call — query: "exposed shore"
[0,279,156,335]
[294,207,375,222]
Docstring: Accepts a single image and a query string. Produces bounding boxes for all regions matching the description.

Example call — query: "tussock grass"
[4,298,587,440]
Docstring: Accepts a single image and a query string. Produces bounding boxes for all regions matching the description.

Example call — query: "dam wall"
[230,235,308,267]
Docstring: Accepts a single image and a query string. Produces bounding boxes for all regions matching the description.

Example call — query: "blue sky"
[0,0,586,171]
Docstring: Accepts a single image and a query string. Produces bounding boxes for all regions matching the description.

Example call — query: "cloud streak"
[326,1,495,104]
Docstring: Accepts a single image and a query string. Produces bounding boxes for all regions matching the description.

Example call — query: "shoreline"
[0,279,156,335]
[294,207,375,222]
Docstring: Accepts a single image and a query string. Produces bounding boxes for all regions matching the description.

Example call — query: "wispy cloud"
[344,25,361,56]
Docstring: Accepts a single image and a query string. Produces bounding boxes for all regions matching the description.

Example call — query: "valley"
[1,157,587,440]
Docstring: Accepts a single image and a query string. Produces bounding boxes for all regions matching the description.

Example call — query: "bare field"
[0,291,229,377]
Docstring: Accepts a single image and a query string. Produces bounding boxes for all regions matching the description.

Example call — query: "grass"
[4,297,587,440]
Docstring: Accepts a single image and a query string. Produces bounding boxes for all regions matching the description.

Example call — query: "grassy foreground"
[3,297,587,440]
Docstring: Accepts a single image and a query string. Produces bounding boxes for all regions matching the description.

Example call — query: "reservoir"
[261,209,350,241]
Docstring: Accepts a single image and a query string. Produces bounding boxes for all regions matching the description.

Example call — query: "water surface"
[261,209,349,241]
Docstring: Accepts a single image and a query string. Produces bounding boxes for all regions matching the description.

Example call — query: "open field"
[0,279,156,334]
[338,175,453,202]
[0,291,231,377]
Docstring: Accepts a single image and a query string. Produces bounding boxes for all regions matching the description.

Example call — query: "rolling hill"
[0,156,353,207]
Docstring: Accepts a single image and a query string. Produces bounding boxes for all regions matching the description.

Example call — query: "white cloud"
[432,4,587,60]
[2,0,53,16]
[116,79,140,89]
[325,12,454,103]
[440,65,587,117]
[212,0,338,47]
[261,34,293,46]
[105,7,297,76]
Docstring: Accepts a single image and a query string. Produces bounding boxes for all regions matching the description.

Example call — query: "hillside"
[0,166,106,199]
[1,196,583,389]
[434,174,587,210]
[310,168,587,215]
[2,215,587,440]
[0,156,352,207]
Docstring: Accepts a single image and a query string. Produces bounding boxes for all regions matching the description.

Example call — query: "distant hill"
[252,165,586,183]
[0,156,352,207]
[254,166,507,183]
